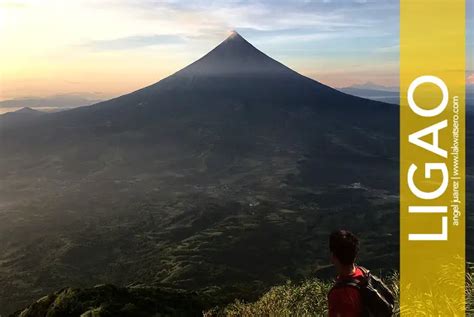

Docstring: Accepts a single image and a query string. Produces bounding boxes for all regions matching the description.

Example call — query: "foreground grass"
[206,273,399,317]
[207,266,474,317]
[206,279,333,317]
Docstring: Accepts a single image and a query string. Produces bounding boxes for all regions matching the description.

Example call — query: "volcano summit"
[0,31,401,315]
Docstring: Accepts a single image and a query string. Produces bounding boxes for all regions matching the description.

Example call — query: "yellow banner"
[400,0,465,315]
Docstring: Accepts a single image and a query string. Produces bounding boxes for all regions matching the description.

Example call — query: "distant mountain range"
[0,94,101,114]
[339,82,474,110]
[0,107,44,126]
[342,82,399,92]
[0,31,472,316]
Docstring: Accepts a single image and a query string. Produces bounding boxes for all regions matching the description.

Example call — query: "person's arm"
[328,287,362,317]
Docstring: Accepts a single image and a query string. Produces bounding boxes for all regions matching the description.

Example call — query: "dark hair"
[329,230,359,265]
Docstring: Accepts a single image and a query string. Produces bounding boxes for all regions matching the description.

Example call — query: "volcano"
[1,30,399,172]
[0,31,403,315]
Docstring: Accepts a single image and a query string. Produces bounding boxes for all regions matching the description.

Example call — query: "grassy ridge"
[12,266,474,317]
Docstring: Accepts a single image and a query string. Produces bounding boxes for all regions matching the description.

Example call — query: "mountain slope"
[177,31,294,76]
[1,31,398,180]
[1,32,402,315]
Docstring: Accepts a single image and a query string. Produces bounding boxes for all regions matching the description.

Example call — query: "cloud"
[113,0,398,37]
[375,44,399,53]
[467,73,474,85]
[86,34,186,51]
[0,0,29,9]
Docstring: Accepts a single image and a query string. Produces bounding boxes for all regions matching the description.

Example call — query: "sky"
[0,0,472,104]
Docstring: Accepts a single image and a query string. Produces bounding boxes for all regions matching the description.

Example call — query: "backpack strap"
[357,265,370,277]
[328,279,359,299]
[334,277,362,289]
[329,277,364,298]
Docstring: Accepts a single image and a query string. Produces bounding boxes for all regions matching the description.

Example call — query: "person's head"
[329,230,359,268]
